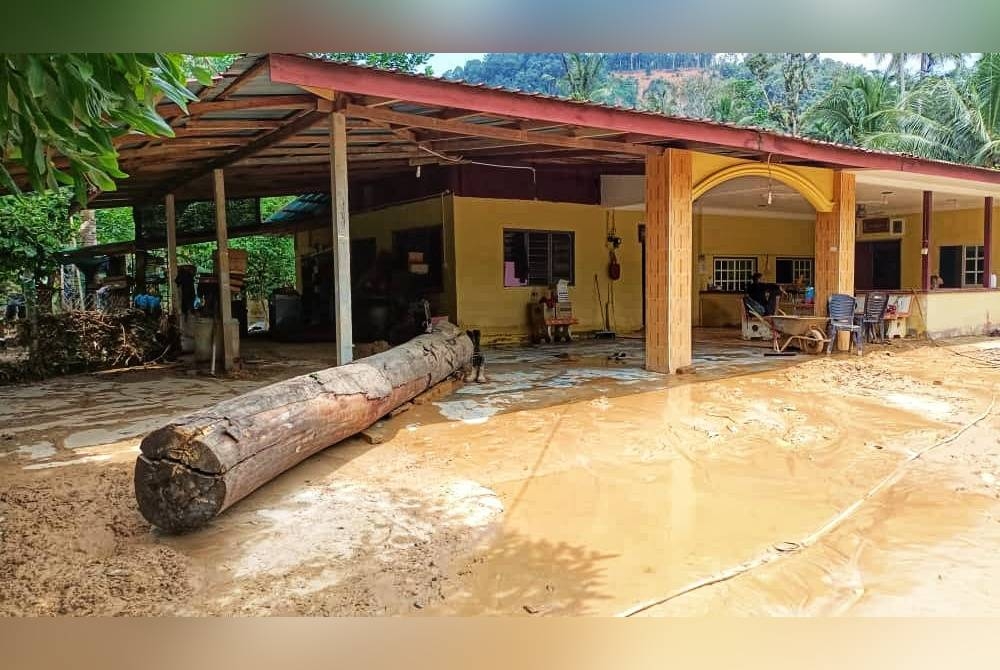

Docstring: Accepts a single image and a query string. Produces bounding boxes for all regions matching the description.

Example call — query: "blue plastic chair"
[858,291,889,343]
[827,293,863,355]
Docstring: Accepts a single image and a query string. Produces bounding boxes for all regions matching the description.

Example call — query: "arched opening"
[689,175,818,336]
[693,163,834,212]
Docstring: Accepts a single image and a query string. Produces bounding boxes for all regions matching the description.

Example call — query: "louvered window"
[503,230,575,287]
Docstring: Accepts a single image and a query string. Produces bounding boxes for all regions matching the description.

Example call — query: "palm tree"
[867,52,964,97]
[560,53,608,101]
[865,53,1000,168]
[805,72,899,145]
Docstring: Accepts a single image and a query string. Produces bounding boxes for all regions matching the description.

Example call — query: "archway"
[690,174,818,336]
[693,163,834,213]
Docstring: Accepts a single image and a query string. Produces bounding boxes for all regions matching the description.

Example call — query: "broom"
[593,274,616,339]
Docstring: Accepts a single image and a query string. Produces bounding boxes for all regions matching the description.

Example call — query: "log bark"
[134,322,472,532]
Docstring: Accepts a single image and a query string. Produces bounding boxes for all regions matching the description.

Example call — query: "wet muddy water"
[2,335,1000,615]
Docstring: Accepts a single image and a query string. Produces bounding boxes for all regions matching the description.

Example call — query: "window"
[503,230,575,287]
[964,245,985,286]
[713,257,757,292]
[776,257,814,285]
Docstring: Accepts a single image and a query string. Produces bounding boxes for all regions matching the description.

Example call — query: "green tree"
[746,53,820,135]
[310,53,434,74]
[711,79,770,125]
[560,53,609,101]
[805,72,899,145]
[1,54,205,203]
[0,190,74,287]
[95,207,135,244]
[866,53,1000,168]
[867,52,965,98]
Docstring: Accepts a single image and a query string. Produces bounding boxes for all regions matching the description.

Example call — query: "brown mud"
[2,334,1000,615]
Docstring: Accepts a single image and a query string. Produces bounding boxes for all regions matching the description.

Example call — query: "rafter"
[216,57,270,99]
[344,104,661,157]
[156,94,316,116]
[138,102,331,201]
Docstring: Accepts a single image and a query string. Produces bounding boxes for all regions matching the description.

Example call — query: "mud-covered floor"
[3,331,1000,616]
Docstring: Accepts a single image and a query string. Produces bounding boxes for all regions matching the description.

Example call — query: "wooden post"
[214,169,234,372]
[165,193,179,315]
[921,190,933,291]
[984,196,993,289]
[330,110,353,365]
[644,149,692,374]
[813,171,856,315]
[132,207,146,298]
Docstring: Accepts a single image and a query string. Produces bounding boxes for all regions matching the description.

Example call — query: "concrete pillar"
[814,171,856,315]
[644,149,692,374]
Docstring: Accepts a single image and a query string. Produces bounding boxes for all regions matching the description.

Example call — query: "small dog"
[464,329,487,383]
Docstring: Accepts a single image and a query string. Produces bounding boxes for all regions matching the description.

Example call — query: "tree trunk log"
[134,323,472,532]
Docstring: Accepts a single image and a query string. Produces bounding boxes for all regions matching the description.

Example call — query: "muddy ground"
[2,334,1000,616]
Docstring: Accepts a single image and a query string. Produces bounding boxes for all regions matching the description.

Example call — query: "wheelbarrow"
[764,315,831,354]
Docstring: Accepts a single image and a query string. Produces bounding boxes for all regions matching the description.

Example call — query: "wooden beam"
[141,106,329,201]
[331,111,353,366]
[165,193,179,315]
[180,118,285,130]
[157,94,316,116]
[814,172,856,314]
[644,149,692,374]
[345,104,661,157]
[922,190,933,291]
[214,169,234,372]
[217,57,269,99]
[985,196,994,289]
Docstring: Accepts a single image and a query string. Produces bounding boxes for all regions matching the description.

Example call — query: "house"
[28,53,1000,373]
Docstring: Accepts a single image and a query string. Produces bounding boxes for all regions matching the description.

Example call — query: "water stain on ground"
[2,334,1000,615]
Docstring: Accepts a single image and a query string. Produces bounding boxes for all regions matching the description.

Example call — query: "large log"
[134,323,472,532]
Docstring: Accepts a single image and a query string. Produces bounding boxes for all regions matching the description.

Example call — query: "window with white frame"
[776,257,814,285]
[964,245,985,286]
[713,257,757,292]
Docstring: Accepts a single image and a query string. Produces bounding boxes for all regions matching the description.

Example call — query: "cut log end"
[134,455,227,533]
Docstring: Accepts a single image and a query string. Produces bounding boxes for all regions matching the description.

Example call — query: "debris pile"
[0,310,178,384]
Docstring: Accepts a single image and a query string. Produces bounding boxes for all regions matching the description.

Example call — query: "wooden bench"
[528,303,578,343]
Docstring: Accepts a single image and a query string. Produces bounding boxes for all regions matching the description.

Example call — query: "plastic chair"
[826,293,863,355]
[859,291,889,343]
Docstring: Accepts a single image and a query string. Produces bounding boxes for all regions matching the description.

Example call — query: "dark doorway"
[854,240,901,290]
[351,238,377,286]
[939,245,963,289]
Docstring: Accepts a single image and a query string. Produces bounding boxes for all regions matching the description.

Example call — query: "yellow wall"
[885,206,1000,289]
[294,195,457,319]
[450,197,817,339]
[923,290,1000,336]
[695,211,815,326]
[451,197,644,342]
[696,211,815,284]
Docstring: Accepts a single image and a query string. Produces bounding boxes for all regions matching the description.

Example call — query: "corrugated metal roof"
[265,193,330,223]
[6,52,997,209]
